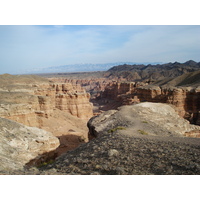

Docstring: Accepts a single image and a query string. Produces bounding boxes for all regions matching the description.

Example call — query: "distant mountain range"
[28,62,161,74]
[106,60,200,81]
[28,60,200,82]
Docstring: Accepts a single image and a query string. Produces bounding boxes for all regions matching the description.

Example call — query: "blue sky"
[0,25,200,74]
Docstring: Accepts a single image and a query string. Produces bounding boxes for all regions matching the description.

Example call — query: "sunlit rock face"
[94,80,200,126]
[132,86,200,126]
[54,83,93,119]
[0,117,59,171]
[0,74,93,127]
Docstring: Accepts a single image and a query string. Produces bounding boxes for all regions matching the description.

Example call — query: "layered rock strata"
[97,81,200,126]
[0,75,93,127]
[48,77,120,99]
[132,86,200,126]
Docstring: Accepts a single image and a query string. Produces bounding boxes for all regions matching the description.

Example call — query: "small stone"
[95,165,101,169]
[108,149,119,157]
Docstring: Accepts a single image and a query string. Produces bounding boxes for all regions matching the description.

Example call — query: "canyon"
[0,74,93,124]
[92,80,200,128]
[0,74,93,169]
[46,69,200,128]
[0,60,200,174]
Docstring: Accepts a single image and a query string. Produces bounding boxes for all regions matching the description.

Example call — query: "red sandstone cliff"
[96,81,200,127]
[45,74,200,127]
[48,77,124,99]
[134,86,200,125]
[0,80,93,126]
[0,75,93,151]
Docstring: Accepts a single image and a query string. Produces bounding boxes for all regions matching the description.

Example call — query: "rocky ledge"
[40,132,200,175]
[88,102,200,138]
[6,102,200,175]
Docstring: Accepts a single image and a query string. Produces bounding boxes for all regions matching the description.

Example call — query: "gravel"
[35,131,200,175]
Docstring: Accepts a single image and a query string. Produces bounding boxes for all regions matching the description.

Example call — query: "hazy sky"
[0,25,200,74]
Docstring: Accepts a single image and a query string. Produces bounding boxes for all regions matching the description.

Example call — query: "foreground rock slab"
[0,117,59,172]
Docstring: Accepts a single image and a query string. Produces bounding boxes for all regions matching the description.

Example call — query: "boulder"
[88,102,200,138]
[0,117,59,172]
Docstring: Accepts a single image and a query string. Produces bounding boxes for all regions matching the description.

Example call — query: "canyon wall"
[135,86,200,125]
[97,82,200,126]
[48,77,129,100]
[45,75,200,126]
[0,81,93,127]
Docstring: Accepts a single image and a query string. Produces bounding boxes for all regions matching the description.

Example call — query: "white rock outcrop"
[88,102,200,138]
[0,117,59,172]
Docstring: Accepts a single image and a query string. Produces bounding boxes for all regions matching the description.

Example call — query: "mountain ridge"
[106,60,200,81]
[24,62,162,74]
